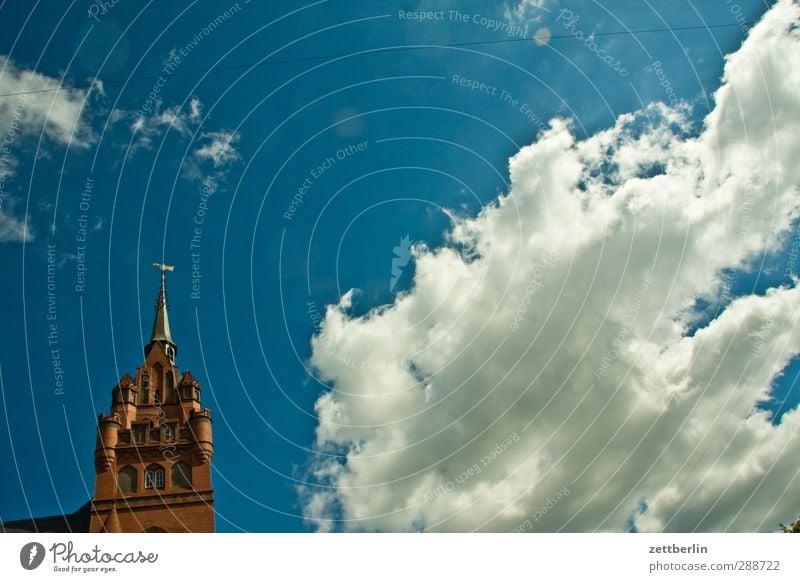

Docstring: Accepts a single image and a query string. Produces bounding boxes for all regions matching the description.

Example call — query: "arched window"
[118,466,137,493]
[172,462,192,488]
[152,363,163,403]
[165,372,174,403]
[145,465,165,489]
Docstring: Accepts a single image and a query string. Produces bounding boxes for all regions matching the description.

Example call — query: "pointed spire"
[150,267,173,345]
[101,504,122,533]
[145,263,177,361]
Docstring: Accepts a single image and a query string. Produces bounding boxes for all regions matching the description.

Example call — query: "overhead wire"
[0,20,760,99]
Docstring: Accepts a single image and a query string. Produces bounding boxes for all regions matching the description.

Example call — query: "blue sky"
[3,0,797,532]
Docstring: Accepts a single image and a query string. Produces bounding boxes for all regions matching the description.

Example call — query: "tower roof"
[150,268,173,345]
[145,263,177,360]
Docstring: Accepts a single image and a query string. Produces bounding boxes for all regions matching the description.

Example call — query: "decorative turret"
[189,408,214,464]
[176,370,201,423]
[178,370,201,401]
[94,414,121,472]
[111,373,138,427]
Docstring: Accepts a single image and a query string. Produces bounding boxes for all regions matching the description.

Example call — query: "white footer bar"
[1,534,796,581]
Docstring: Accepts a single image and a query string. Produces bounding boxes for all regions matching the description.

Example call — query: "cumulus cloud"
[301,0,800,532]
[0,55,94,147]
[128,96,202,152]
[1,56,94,242]
[123,96,240,181]
[192,129,240,168]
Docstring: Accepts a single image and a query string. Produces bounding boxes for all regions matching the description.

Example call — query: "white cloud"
[0,207,31,242]
[503,0,547,28]
[123,96,240,180]
[193,129,240,168]
[0,56,94,147]
[0,56,94,243]
[127,102,193,152]
[188,95,202,122]
[301,0,800,532]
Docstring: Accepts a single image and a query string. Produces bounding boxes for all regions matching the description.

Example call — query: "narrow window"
[153,363,163,403]
[165,372,174,403]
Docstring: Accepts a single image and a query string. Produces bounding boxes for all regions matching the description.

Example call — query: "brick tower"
[89,263,215,532]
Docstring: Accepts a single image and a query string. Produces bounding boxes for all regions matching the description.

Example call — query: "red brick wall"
[91,493,215,532]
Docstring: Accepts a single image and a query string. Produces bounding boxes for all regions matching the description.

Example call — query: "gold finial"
[152,262,174,273]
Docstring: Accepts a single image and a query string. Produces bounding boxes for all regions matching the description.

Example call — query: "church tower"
[89,264,215,532]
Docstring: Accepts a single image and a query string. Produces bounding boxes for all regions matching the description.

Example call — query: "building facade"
[90,265,215,532]
[2,265,216,533]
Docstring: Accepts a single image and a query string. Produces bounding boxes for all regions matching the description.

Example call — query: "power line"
[0,20,758,99]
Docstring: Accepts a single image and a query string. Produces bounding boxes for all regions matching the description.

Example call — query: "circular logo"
[19,542,45,570]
